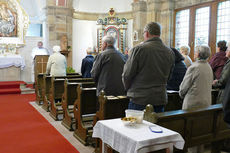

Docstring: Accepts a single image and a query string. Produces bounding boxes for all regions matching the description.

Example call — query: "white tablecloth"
[93,118,185,153]
[0,55,25,70]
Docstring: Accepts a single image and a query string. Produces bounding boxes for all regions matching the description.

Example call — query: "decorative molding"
[73,11,133,21]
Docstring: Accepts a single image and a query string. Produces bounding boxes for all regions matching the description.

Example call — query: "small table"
[93,118,184,153]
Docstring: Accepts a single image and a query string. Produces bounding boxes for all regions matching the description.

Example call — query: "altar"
[0,55,25,81]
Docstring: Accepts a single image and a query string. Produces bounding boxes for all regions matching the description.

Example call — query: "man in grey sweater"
[122,22,174,112]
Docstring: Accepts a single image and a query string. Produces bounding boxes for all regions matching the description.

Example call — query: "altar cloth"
[0,55,25,70]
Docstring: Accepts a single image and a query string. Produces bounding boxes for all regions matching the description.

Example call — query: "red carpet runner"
[0,81,25,94]
[0,94,79,153]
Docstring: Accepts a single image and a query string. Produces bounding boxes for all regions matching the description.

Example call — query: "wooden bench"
[61,80,95,131]
[49,75,82,120]
[93,91,129,153]
[144,104,230,153]
[73,85,97,145]
[35,73,46,105]
[165,89,219,111]
[42,75,52,111]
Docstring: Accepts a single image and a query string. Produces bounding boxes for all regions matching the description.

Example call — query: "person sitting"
[167,48,187,91]
[213,43,230,104]
[180,45,193,68]
[91,35,126,96]
[46,46,67,76]
[81,47,94,78]
[209,40,228,79]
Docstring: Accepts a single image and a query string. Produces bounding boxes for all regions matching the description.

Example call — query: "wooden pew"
[165,89,219,112]
[94,91,129,153]
[49,75,82,120]
[165,91,183,111]
[73,85,97,145]
[144,104,230,153]
[61,80,95,131]
[35,73,46,105]
[42,75,52,111]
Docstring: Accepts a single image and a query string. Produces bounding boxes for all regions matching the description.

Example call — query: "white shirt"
[31,47,49,59]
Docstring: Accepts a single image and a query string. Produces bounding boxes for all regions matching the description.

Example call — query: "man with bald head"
[91,35,125,96]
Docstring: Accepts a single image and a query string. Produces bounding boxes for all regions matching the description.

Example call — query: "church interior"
[0,0,230,153]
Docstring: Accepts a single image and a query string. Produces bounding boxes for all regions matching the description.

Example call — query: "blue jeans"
[128,101,164,113]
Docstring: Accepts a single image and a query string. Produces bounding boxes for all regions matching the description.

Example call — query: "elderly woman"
[46,46,67,76]
[180,45,193,68]
[209,40,228,79]
[213,43,230,104]
[179,45,213,110]
[179,45,213,153]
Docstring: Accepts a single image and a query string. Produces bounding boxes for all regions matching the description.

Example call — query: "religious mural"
[0,2,17,37]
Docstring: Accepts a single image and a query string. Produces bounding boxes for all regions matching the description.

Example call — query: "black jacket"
[167,48,187,91]
[81,55,94,78]
[223,77,230,125]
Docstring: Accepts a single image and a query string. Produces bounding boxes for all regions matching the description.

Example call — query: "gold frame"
[0,0,29,46]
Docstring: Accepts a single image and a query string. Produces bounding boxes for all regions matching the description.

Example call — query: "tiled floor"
[30,102,94,153]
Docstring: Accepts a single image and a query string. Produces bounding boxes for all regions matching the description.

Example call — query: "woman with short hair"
[180,45,193,68]
[179,45,213,153]
[209,40,228,79]
[179,45,213,110]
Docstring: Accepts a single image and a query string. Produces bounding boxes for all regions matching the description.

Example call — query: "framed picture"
[0,0,29,45]
[133,31,138,41]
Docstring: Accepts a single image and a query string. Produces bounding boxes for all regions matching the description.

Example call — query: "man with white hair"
[46,46,67,76]
[81,47,94,78]
[91,35,126,96]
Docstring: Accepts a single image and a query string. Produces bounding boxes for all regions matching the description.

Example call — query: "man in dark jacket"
[167,48,187,91]
[81,47,94,78]
[91,35,126,96]
[122,22,175,112]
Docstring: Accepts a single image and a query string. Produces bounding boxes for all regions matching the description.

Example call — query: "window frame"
[173,0,228,61]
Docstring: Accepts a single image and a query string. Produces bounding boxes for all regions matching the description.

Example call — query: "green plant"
[66,66,76,73]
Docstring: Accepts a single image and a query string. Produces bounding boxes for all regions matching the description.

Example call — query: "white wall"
[73,0,133,13]
[72,19,133,73]
[72,20,97,73]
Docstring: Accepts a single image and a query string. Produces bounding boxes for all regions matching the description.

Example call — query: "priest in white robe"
[31,41,50,82]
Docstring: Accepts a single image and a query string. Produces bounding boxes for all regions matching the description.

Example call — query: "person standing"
[213,44,230,104]
[31,41,49,59]
[122,22,175,112]
[91,35,126,96]
[31,41,50,82]
[179,45,213,110]
[46,46,67,76]
[209,40,228,79]
[180,45,193,68]
[167,48,187,91]
[81,47,94,78]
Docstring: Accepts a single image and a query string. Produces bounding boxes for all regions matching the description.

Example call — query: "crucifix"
[37,58,47,73]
